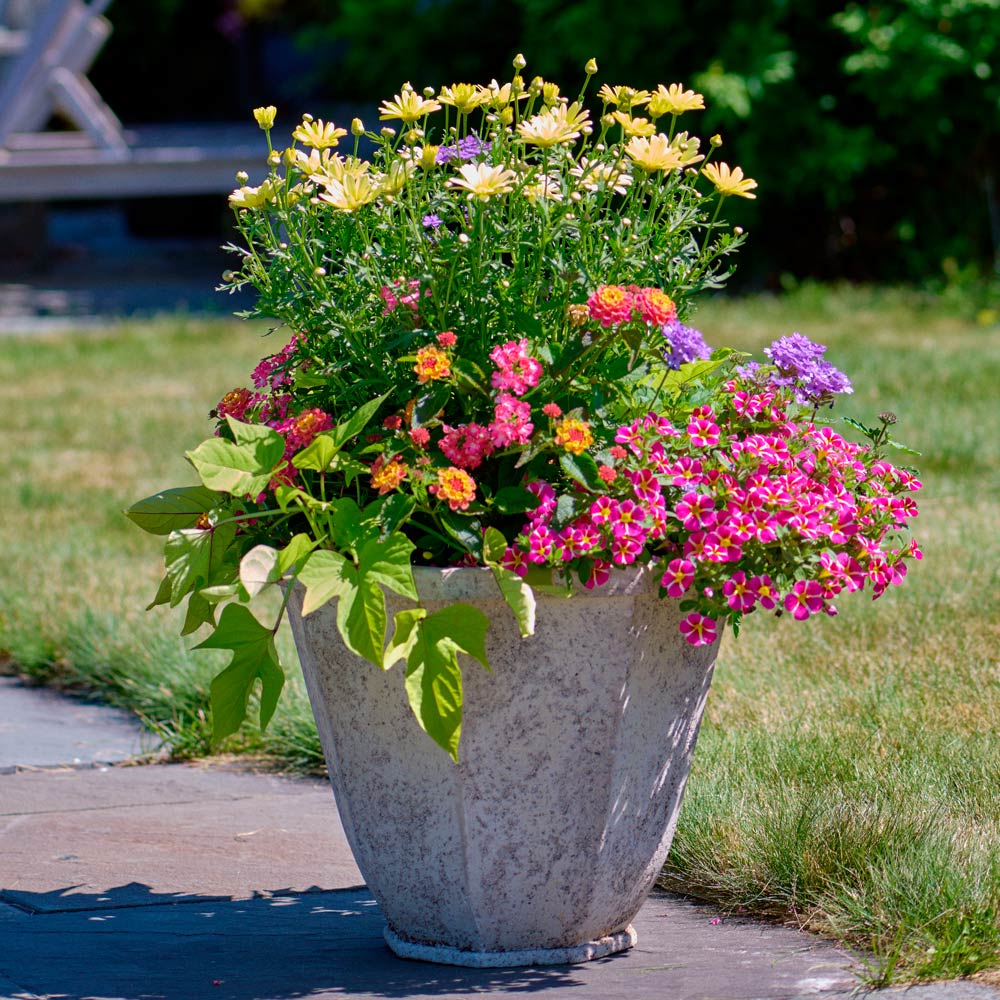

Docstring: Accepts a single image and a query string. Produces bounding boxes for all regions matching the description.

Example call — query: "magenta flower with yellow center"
[701,162,758,199]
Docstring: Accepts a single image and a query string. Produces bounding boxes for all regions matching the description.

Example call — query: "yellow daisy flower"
[522,173,564,203]
[624,134,685,173]
[228,178,278,209]
[379,84,442,122]
[292,119,348,150]
[437,83,489,114]
[611,111,657,137]
[516,102,591,147]
[379,158,416,197]
[446,162,518,200]
[671,131,705,167]
[701,161,758,199]
[252,105,276,130]
[570,157,633,195]
[596,84,651,111]
[647,83,705,118]
[318,172,381,212]
[484,79,529,108]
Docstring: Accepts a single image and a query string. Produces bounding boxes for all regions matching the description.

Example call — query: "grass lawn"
[2,285,998,984]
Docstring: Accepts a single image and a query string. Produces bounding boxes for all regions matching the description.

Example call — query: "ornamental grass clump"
[128,57,921,760]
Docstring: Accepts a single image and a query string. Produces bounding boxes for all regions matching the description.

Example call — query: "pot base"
[383,924,638,967]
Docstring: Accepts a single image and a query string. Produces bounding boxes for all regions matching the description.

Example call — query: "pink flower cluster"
[380,279,425,316]
[425,339,540,468]
[251,333,303,390]
[504,386,921,647]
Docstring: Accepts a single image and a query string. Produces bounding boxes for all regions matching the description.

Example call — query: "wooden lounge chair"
[0,0,126,154]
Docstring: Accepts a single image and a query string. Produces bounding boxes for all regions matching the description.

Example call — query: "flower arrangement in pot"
[127,56,922,966]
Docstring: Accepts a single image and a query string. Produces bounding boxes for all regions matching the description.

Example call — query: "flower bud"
[314,266,327,277]
[302,113,314,123]
[267,150,281,166]
[585,58,598,76]
[497,107,513,126]
[236,170,249,185]
[253,105,277,130]
[221,270,236,282]
[423,86,436,98]
[710,134,723,148]
[381,126,396,138]
[542,82,560,105]
[351,117,365,135]
[513,52,527,71]
[282,147,297,166]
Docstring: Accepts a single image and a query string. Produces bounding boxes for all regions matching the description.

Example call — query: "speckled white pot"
[287,564,720,967]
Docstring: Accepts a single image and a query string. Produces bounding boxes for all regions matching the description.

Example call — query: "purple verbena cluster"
[663,321,712,369]
[764,333,853,406]
[436,135,492,164]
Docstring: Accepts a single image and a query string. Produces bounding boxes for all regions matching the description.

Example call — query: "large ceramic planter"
[286,564,720,967]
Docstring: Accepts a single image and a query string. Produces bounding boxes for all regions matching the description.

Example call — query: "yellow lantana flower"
[517,102,591,147]
[379,85,442,122]
[701,161,758,199]
[447,162,518,200]
[438,83,489,114]
[292,119,348,150]
[624,134,685,173]
[611,111,657,137]
[648,83,705,118]
[596,85,651,111]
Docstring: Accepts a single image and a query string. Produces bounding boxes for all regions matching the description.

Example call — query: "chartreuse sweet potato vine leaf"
[185,416,285,497]
[163,523,236,607]
[385,604,491,761]
[483,527,536,638]
[239,534,317,599]
[297,533,418,666]
[125,485,219,535]
[195,604,284,743]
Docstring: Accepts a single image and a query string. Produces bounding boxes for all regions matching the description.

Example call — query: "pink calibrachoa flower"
[631,286,677,326]
[784,580,826,620]
[438,422,495,469]
[675,491,718,530]
[629,468,661,502]
[525,525,556,564]
[614,420,645,455]
[500,546,528,578]
[687,417,721,448]
[611,532,644,565]
[583,558,612,590]
[609,499,647,539]
[590,496,619,525]
[489,339,542,396]
[587,284,634,327]
[525,480,557,524]
[663,456,705,486]
[661,558,695,598]
[490,393,534,447]
[431,467,476,511]
[722,571,755,611]
[565,518,602,555]
[749,574,780,609]
[679,612,718,646]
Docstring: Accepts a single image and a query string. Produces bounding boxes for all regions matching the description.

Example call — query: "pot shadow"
[1,883,596,999]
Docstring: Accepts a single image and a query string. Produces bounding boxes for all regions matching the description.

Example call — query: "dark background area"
[39,0,1000,291]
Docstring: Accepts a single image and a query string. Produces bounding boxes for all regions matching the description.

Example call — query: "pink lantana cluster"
[502,387,921,646]
[380,279,426,317]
